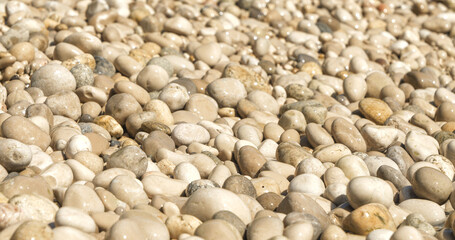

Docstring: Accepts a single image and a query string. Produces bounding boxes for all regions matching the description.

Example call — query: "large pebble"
[346,176,394,209]
[172,123,210,146]
[31,64,76,96]
[181,188,252,224]
[55,206,97,233]
[405,131,439,162]
[359,98,393,125]
[1,116,51,151]
[206,78,247,108]
[0,139,32,172]
[342,203,396,235]
[106,146,148,178]
[411,167,452,204]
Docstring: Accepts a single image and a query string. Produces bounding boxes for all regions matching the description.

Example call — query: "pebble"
[331,117,367,152]
[342,203,396,235]
[0,139,32,172]
[55,206,97,233]
[359,98,393,125]
[1,116,51,151]
[171,123,210,146]
[30,63,77,96]
[346,176,394,208]
[106,146,148,178]
[398,199,446,226]
[195,219,242,240]
[411,167,452,204]
[181,188,252,224]
[206,78,247,108]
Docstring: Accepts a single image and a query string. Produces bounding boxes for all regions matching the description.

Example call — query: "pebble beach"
[2,0,455,239]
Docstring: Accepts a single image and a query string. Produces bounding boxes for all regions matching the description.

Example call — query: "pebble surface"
[1,0,455,239]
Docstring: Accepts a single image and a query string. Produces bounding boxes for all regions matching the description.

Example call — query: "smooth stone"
[342,203,396,236]
[142,130,175,157]
[276,142,313,167]
[295,157,326,178]
[289,173,325,196]
[405,131,439,162]
[62,184,105,213]
[365,72,394,98]
[45,91,81,121]
[11,220,53,240]
[106,146,148,178]
[364,156,400,177]
[247,216,284,240]
[213,210,247,236]
[108,210,169,240]
[366,229,394,240]
[31,64,76,96]
[164,16,193,36]
[0,139,32,172]
[279,110,307,132]
[411,167,452,205]
[277,192,330,229]
[113,55,142,77]
[142,174,188,197]
[181,188,252,224]
[283,222,314,240]
[137,65,169,92]
[195,219,242,240]
[313,144,352,163]
[346,176,394,209]
[359,98,393,125]
[335,155,370,179]
[435,102,455,122]
[206,78,247,108]
[174,162,201,183]
[93,168,136,189]
[162,55,195,73]
[1,116,51,151]
[185,94,218,121]
[285,84,314,102]
[403,71,439,89]
[247,90,280,115]
[63,32,102,55]
[222,175,257,198]
[320,225,347,240]
[386,146,415,175]
[159,83,190,111]
[172,123,210,146]
[55,206,97,233]
[0,175,53,200]
[109,175,149,208]
[343,75,367,102]
[94,56,115,77]
[9,42,35,62]
[305,123,334,148]
[377,165,411,190]
[185,179,219,197]
[64,134,92,159]
[114,81,150,106]
[105,93,142,125]
[398,199,446,226]
[194,43,222,66]
[331,117,367,152]
[238,146,267,178]
[390,226,423,240]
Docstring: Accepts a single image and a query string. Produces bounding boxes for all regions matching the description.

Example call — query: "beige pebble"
[55,206,97,233]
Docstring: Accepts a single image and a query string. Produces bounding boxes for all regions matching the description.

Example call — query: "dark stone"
[94,56,115,77]
[222,175,257,198]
